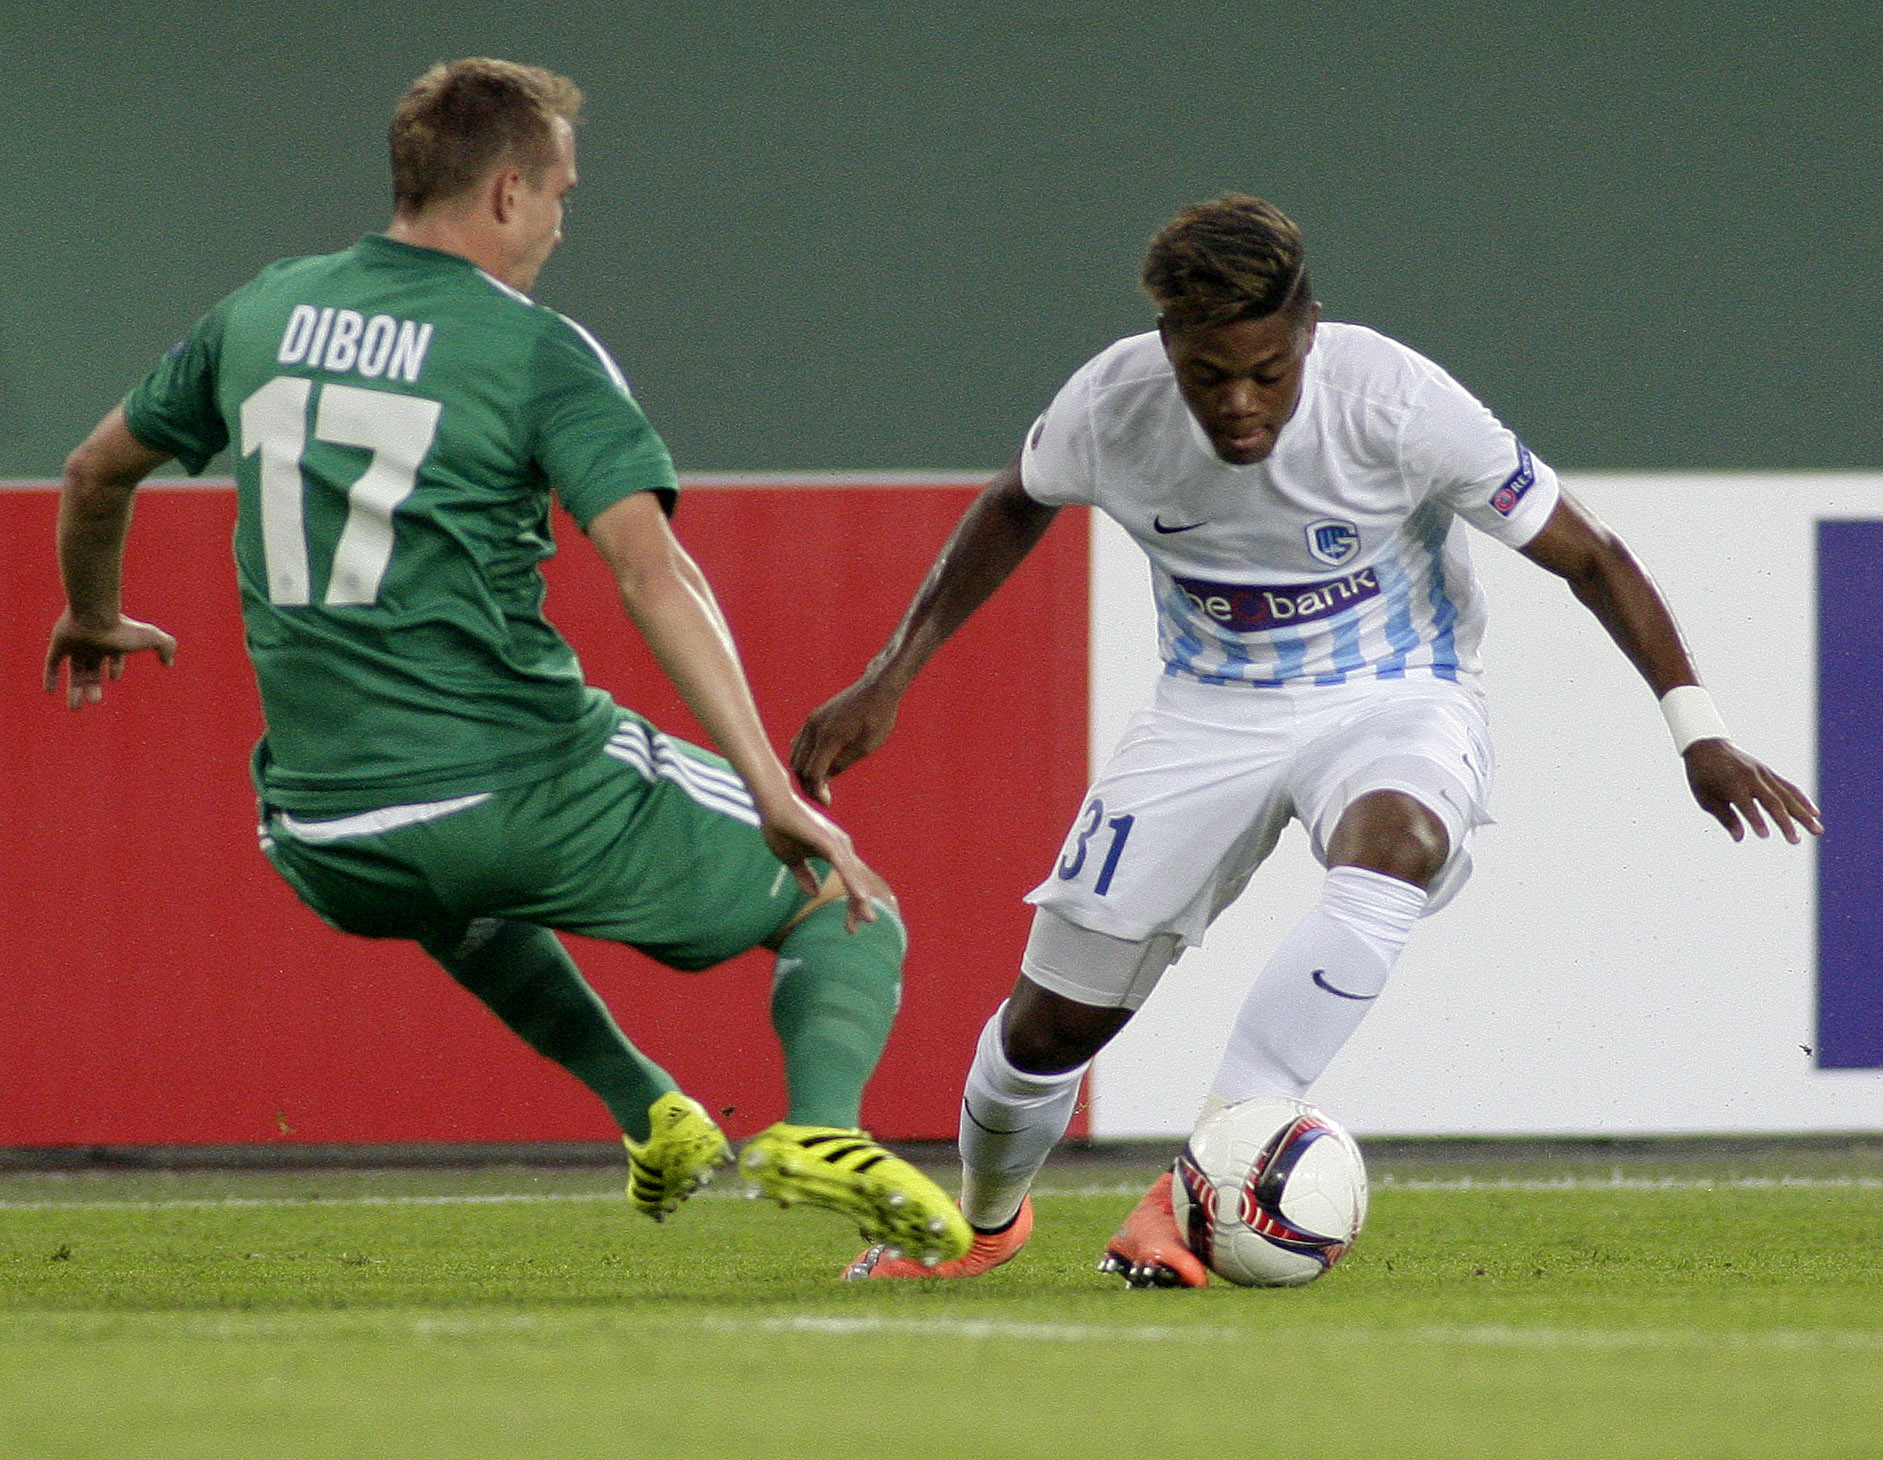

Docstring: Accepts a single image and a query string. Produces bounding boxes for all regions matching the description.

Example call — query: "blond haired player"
[45,58,969,1268]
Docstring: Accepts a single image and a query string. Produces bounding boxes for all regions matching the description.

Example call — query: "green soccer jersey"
[123,235,678,815]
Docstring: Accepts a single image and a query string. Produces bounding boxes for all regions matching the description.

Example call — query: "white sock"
[1210,865,1426,1103]
[956,1003,1088,1230]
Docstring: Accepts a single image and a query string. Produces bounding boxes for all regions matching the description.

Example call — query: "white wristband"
[1660,685,1730,754]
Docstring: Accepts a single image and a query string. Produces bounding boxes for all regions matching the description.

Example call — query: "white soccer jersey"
[1020,323,1561,687]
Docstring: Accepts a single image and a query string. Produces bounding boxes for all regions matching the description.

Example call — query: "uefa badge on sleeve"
[1491,441,1536,517]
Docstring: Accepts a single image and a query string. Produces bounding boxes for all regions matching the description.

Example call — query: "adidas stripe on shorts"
[261,708,811,969]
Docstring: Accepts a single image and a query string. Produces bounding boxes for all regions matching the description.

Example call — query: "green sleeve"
[121,298,232,474]
[531,313,679,530]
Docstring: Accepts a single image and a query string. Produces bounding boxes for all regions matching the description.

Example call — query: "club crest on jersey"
[1491,441,1536,516]
[1305,519,1360,567]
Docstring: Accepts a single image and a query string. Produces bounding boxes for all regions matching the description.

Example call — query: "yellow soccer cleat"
[623,1092,733,1220]
[740,1123,973,1266]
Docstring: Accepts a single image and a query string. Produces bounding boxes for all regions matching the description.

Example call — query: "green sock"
[769,899,907,1129]
[427,919,675,1142]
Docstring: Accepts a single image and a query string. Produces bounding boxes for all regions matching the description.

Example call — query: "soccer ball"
[1170,1095,1368,1287]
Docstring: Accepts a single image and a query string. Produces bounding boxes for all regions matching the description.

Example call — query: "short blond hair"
[1140,195,1314,330]
[389,58,583,214]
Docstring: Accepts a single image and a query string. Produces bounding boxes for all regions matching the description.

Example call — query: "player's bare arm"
[588,490,892,929]
[44,406,178,709]
[790,452,1059,802]
[1518,488,1822,844]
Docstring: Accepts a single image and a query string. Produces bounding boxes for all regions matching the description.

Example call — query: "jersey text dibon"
[276,305,434,384]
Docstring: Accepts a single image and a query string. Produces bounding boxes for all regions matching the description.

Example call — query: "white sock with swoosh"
[957,1004,1089,1231]
[1209,866,1426,1104]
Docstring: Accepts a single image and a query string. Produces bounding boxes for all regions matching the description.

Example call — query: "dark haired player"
[793,194,1818,1285]
[44,57,970,1268]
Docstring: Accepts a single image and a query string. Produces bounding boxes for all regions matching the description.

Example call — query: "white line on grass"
[8,1310,1881,1355]
[0,1186,1129,1213]
[1372,1174,1883,1192]
[715,1315,1249,1343]
[1051,1176,1883,1195]
[2,1172,1880,1211]
[0,1191,626,1213]
[712,1315,1883,1353]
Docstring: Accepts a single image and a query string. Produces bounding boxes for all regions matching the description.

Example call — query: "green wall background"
[6,1,1878,476]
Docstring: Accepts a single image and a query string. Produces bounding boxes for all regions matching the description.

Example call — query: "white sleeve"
[1400,369,1560,549]
[1017,365,1098,507]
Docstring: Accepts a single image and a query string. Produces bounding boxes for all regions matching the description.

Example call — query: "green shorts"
[259,710,812,971]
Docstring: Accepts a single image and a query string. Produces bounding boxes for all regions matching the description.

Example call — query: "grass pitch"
[3,1145,1882,1459]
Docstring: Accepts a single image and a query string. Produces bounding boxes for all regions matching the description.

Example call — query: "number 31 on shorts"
[1057,799,1135,896]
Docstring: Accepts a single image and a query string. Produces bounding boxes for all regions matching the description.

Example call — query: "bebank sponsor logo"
[1173,567,1380,633]
[1490,441,1535,516]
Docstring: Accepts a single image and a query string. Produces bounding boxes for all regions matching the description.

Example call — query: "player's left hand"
[1682,739,1823,844]
[43,610,177,709]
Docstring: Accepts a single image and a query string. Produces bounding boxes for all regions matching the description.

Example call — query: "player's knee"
[1000,978,1130,1075]
[774,895,907,989]
[1000,1020,1106,1076]
[1327,790,1449,889]
[427,916,527,972]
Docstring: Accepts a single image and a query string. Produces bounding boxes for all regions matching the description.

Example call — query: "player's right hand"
[790,678,902,805]
[43,610,177,709]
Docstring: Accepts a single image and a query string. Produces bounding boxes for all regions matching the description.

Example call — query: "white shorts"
[1025,673,1494,950]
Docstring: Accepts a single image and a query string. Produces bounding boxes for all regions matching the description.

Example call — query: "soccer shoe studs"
[623,1091,733,1221]
[740,1122,972,1267]
[844,1195,1034,1280]
[1097,1171,1211,1289]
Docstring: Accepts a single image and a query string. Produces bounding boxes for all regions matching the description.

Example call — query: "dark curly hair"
[1140,195,1314,330]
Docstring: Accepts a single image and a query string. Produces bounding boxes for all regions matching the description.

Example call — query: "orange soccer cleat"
[843,1196,1034,1280]
[1097,1171,1211,1288]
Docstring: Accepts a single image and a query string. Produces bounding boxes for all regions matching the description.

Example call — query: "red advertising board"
[0,481,1088,1147]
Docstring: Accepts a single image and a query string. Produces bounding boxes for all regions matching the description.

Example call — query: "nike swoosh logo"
[1153,516,1208,534]
[961,1099,1026,1136]
[1312,969,1378,1001]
